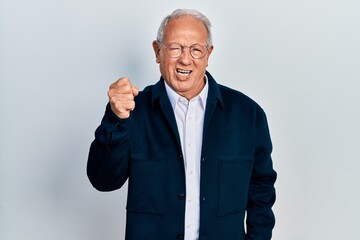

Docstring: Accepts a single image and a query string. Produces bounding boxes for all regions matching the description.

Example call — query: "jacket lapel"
[151,78,182,151]
[150,72,224,154]
[203,71,224,138]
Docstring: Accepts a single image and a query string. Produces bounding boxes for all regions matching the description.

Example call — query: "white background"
[1,0,359,239]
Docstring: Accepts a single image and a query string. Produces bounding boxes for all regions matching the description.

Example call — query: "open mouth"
[176,69,192,76]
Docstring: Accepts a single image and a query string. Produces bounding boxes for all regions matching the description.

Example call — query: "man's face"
[153,16,213,100]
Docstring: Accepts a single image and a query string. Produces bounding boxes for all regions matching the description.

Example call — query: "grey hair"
[156,9,213,47]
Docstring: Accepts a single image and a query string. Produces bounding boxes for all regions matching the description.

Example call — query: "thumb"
[132,86,139,96]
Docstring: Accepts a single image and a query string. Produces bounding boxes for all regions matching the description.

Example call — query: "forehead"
[163,16,208,44]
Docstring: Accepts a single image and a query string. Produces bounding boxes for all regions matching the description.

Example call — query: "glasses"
[160,42,209,59]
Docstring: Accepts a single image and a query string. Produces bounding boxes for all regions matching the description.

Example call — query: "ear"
[206,45,214,67]
[152,40,161,63]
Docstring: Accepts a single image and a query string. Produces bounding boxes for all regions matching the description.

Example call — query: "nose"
[178,47,192,65]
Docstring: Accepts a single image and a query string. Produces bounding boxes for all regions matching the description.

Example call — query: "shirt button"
[177,194,185,200]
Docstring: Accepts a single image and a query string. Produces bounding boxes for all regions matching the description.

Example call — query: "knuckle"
[129,101,136,110]
[113,101,121,109]
[119,77,131,85]
[107,89,114,98]
[122,84,132,93]
[119,110,130,119]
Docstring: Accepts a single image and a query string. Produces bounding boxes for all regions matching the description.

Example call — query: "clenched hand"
[108,77,139,119]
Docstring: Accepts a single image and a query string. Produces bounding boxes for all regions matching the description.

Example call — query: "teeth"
[177,69,191,75]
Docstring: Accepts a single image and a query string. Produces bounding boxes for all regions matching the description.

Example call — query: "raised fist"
[107,77,139,119]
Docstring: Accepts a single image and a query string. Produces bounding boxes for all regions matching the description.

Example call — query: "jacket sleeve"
[246,107,277,240]
[87,103,133,191]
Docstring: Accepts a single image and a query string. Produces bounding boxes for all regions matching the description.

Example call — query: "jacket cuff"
[94,103,133,145]
[105,103,133,128]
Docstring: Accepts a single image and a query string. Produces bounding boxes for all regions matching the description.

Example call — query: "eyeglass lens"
[165,43,207,59]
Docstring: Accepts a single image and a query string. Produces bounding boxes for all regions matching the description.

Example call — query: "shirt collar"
[164,75,209,111]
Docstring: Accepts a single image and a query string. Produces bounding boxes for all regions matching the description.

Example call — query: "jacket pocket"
[218,158,253,216]
[126,157,166,215]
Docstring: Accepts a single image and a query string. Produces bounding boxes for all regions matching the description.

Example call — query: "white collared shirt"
[165,77,208,240]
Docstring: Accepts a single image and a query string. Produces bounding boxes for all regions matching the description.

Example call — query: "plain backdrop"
[1,0,359,239]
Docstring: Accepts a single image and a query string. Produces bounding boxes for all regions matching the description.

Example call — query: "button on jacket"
[87,71,277,240]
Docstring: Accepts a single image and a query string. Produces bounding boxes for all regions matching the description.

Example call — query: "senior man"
[87,9,276,240]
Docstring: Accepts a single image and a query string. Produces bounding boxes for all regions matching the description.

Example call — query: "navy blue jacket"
[87,71,276,240]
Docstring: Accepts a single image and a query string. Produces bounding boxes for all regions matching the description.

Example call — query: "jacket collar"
[151,71,224,110]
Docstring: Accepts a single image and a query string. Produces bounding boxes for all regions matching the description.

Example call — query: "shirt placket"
[184,99,200,240]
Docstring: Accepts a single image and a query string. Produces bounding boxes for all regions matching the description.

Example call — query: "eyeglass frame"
[158,41,210,59]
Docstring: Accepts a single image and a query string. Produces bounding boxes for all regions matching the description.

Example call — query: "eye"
[169,47,181,51]
[193,45,205,52]
[167,43,182,52]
